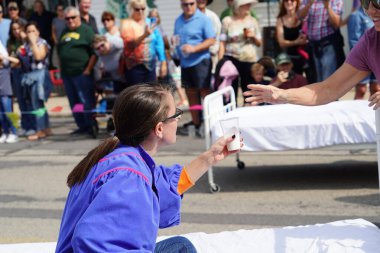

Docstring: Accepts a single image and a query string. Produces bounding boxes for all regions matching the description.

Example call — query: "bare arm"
[52,25,58,45]
[83,55,98,75]
[28,36,48,61]
[298,0,314,20]
[182,38,216,55]
[218,40,225,60]
[324,0,341,29]
[244,63,369,106]
[276,19,307,48]
[185,136,241,183]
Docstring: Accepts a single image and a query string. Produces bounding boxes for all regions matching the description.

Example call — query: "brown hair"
[251,62,265,74]
[277,0,300,19]
[67,83,171,187]
[101,11,115,21]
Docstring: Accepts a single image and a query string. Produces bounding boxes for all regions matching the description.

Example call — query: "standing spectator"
[7,2,27,25]
[100,11,120,39]
[17,22,52,141]
[276,0,309,76]
[218,0,262,99]
[0,40,19,143]
[174,0,216,135]
[79,0,98,34]
[29,0,55,69]
[119,0,167,87]
[197,0,222,74]
[270,52,308,89]
[220,0,258,20]
[52,3,66,68]
[148,8,189,106]
[52,3,66,46]
[348,3,379,99]
[0,5,11,47]
[7,20,35,137]
[298,0,344,82]
[58,6,97,137]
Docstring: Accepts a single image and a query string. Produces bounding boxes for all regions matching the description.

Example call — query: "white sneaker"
[0,134,7,143]
[5,134,18,144]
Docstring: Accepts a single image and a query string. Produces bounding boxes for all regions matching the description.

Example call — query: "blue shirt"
[55,145,183,253]
[174,9,215,68]
[347,7,374,49]
[0,18,11,46]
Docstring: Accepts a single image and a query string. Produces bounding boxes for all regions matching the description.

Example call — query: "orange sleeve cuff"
[177,167,194,195]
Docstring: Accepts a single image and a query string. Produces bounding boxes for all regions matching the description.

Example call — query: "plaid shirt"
[300,0,343,41]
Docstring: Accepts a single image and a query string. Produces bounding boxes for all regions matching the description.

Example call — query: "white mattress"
[1,219,379,253]
[212,100,376,151]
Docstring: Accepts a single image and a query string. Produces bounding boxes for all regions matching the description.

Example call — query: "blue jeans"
[62,74,96,131]
[311,43,337,82]
[155,236,197,253]
[12,68,35,131]
[0,96,17,135]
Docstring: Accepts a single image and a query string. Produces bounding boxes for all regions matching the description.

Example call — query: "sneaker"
[0,134,7,144]
[5,134,18,143]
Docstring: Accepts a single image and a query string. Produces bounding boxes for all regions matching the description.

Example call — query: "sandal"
[27,131,47,141]
[43,128,53,136]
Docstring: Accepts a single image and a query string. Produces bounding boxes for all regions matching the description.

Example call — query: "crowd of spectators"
[0,0,375,143]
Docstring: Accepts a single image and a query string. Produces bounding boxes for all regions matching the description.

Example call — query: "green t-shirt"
[220,8,257,21]
[58,24,95,77]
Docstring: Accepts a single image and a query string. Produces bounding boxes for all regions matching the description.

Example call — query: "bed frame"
[203,87,380,194]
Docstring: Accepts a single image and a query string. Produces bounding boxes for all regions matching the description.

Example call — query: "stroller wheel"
[90,123,99,139]
[106,118,115,133]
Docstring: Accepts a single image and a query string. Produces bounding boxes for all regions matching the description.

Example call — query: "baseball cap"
[234,0,258,7]
[8,2,19,9]
[275,53,292,65]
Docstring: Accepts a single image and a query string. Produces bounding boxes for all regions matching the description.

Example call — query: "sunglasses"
[134,7,146,12]
[162,108,183,122]
[182,2,195,7]
[95,43,105,50]
[8,7,18,11]
[102,18,113,22]
[361,0,380,10]
[65,15,77,21]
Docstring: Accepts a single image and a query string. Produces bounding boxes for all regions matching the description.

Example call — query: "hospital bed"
[203,87,378,193]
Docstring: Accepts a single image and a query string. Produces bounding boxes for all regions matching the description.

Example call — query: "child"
[246,62,270,106]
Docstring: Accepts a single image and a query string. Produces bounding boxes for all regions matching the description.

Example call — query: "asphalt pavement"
[0,90,379,243]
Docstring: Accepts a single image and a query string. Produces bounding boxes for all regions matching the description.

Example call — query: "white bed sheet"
[212,100,376,151]
[1,219,379,253]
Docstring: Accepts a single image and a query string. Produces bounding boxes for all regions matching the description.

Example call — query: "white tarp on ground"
[1,219,380,253]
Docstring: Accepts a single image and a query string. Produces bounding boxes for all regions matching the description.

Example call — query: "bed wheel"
[210,184,221,193]
[237,161,245,170]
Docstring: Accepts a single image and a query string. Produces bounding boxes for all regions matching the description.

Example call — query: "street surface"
[0,90,379,243]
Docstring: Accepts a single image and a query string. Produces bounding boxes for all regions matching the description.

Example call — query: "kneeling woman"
[55,84,242,252]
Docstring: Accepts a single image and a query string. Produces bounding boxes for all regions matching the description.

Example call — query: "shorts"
[181,58,211,89]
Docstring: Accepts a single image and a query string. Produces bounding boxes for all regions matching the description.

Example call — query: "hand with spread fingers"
[368,91,380,110]
[243,84,288,106]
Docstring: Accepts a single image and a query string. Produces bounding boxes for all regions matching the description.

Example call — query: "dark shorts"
[181,58,212,89]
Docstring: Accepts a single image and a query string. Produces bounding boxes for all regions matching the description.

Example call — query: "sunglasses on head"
[162,108,183,122]
[134,7,146,12]
[65,15,77,21]
[95,43,105,50]
[182,2,195,7]
[361,0,380,10]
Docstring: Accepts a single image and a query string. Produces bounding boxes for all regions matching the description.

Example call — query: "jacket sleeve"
[156,164,183,228]
[71,170,157,253]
